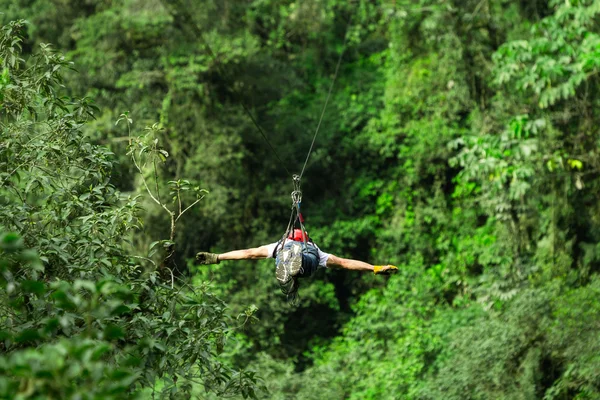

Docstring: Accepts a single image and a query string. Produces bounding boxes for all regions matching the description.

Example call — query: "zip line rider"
[190,7,371,300]
[196,228,398,300]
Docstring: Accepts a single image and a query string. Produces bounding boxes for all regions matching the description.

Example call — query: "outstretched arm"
[326,254,373,271]
[196,246,270,265]
[218,246,270,261]
[326,254,397,274]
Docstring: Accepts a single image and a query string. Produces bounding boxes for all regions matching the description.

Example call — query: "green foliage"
[0,20,257,398]
[546,278,600,399]
[4,0,600,398]
[494,0,600,109]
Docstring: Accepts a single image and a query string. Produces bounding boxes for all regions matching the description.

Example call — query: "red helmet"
[288,228,309,242]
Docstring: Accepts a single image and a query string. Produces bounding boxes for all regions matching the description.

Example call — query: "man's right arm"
[218,246,270,261]
[196,245,271,265]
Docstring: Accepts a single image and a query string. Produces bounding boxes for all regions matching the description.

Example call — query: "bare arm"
[326,254,374,272]
[326,254,398,274]
[218,245,270,261]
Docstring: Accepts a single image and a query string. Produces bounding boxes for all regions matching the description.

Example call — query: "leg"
[297,246,319,278]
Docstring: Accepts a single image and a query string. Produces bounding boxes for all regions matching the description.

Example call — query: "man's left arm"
[326,254,398,275]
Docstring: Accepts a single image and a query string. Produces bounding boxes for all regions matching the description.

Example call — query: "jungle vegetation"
[2,0,600,398]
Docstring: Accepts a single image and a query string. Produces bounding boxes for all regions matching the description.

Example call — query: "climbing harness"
[273,174,308,256]
[271,174,307,301]
[291,175,309,249]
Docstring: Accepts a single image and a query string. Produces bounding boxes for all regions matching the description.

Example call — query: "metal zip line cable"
[299,15,353,181]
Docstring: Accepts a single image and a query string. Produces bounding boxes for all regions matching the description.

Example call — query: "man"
[196,229,398,300]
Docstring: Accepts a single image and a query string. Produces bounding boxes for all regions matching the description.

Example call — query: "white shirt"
[264,239,330,268]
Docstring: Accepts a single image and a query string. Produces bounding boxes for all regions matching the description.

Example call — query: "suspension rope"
[299,15,353,181]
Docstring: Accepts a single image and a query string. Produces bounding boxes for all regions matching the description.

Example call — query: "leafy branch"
[116,113,208,266]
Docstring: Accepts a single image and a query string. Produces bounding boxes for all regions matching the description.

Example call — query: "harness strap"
[273,203,296,257]
[274,175,311,258]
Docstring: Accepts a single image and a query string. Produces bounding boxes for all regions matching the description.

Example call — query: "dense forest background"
[2,0,600,398]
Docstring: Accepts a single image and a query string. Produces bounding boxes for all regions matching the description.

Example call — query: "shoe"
[276,255,291,286]
[275,242,304,285]
[288,242,303,277]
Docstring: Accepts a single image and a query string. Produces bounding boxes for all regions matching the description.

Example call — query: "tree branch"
[175,195,205,223]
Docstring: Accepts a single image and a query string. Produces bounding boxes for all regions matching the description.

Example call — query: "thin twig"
[164,266,175,289]
[177,189,182,216]
[175,276,198,295]
[127,125,173,217]
[3,161,29,182]
[153,156,162,204]
[130,255,157,267]
[175,195,205,223]
[8,184,26,203]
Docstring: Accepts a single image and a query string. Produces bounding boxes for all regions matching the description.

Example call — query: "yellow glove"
[373,265,398,275]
